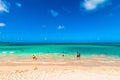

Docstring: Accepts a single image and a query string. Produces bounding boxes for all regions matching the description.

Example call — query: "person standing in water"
[76,52,80,58]
[62,52,65,57]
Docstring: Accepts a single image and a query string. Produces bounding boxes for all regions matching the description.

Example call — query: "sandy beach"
[0,55,120,80]
[0,65,120,80]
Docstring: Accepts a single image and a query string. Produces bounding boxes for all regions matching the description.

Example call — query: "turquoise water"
[0,43,120,57]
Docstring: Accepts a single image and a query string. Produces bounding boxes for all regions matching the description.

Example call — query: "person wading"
[76,52,80,59]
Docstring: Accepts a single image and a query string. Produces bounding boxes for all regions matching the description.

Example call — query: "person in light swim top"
[32,55,37,60]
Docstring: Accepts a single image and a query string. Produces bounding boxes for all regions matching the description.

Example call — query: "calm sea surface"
[0,43,120,58]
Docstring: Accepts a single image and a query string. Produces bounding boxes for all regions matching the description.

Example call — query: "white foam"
[2,51,7,54]
[9,51,15,54]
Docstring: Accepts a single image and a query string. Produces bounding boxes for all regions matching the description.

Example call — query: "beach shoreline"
[0,54,120,80]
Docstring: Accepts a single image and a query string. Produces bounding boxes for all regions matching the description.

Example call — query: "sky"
[0,0,120,42]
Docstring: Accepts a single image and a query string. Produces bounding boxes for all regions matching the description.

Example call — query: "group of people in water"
[32,52,81,60]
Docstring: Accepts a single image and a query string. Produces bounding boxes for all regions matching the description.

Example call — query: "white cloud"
[16,2,22,8]
[49,9,59,17]
[82,0,108,11]
[0,0,10,13]
[0,23,6,27]
[57,25,64,30]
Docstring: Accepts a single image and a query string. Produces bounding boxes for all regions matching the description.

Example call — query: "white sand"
[0,65,120,80]
[0,55,120,80]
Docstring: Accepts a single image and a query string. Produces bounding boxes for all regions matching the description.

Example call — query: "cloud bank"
[0,0,9,13]
[0,23,6,27]
[82,0,108,11]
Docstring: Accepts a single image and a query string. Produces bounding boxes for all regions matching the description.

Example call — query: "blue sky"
[0,0,120,42]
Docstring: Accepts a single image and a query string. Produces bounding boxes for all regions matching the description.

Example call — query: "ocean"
[0,43,120,58]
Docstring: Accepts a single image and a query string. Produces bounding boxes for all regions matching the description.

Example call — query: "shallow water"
[0,43,120,58]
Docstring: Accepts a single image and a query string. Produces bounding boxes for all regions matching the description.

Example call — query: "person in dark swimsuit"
[76,52,80,58]
[62,52,64,57]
